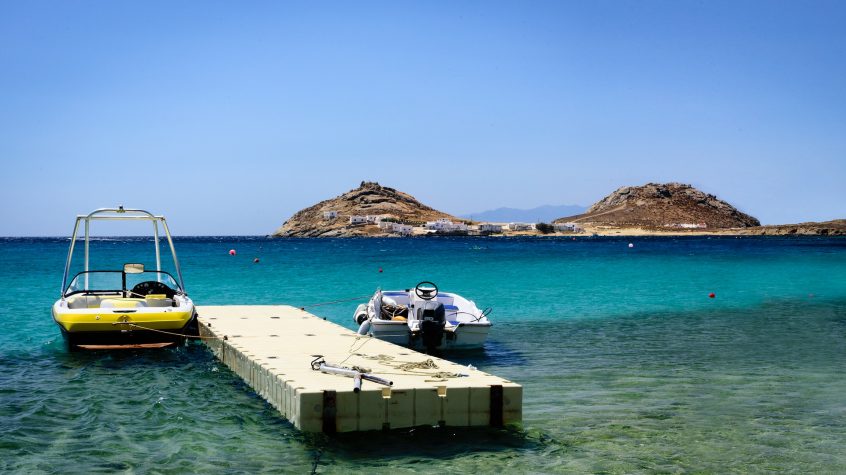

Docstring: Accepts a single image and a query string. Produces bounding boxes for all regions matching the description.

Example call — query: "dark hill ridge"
[557,183,760,229]
[743,219,846,236]
[273,182,459,237]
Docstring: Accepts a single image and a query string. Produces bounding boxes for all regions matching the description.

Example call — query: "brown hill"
[273,181,459,237]
[557,182,760,229]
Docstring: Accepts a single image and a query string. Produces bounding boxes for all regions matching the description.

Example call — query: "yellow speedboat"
[52,207,196,350]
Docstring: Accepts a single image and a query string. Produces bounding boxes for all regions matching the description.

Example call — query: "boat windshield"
[64,270,182,296]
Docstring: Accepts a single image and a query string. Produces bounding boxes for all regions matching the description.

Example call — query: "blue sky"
[1,1,844,235]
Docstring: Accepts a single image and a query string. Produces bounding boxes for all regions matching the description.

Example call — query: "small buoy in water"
[628,243,634,248]
[229,249,236,256]
[378,267,383,273]
[709,292,715,298]
[253,257,260,263]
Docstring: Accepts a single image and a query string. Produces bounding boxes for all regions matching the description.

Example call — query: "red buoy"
[709,292,715,298]
[253,257,260,263]
[229,249,236,256]
[378,267,383,273]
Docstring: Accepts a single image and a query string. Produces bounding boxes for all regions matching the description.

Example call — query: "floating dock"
[196,305,522,433]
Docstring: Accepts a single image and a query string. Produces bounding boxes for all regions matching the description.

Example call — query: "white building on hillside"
[425,219,468,232]
[365,215,389,224]
[349,216,367,225]
[391,223,413,235]
[554,222,583,232]
[425,219,453,231]
[323,210,338,220]
[479,223,503,233]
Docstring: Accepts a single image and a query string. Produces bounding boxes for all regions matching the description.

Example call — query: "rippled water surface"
[1,236,845,473]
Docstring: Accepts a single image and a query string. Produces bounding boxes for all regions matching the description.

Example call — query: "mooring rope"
[298,295,372,310]
[337,335,374,367]
[112,322,222,340]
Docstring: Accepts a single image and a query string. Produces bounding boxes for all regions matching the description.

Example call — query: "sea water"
[1,236,845,473]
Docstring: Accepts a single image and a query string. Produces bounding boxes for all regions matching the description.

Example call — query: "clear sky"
[1,1,844,235]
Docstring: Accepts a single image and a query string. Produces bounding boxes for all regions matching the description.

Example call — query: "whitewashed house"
[365,215,388,224]
[425,219,469,232]
[349,216,367,225]
[391,223,413,235]
[664,222,707,229]
[425,219,453,231]
[479,223,503,233]
[323,210,338,220]
[554,222,583,232]
[508,222,534,231]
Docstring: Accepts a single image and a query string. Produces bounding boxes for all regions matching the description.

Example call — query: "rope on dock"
[359,354,464,379]
[298,295,372,310]
[112,322,223,340]
[335,340,463,379]
[337,335,375,366]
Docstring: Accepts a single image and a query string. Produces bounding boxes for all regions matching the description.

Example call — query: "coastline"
[273,221,846,239]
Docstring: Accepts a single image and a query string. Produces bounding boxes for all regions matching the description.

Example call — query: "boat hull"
[52,303,197,349]
[368,319,491,351]
[443,322,491,350]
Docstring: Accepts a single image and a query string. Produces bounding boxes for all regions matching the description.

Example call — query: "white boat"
[51,207,196,350]
[353,282,492,351]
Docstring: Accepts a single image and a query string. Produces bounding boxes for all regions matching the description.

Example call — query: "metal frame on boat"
[52,207,196,349]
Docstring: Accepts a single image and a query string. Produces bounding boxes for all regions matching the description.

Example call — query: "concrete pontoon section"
[196,305,522,433]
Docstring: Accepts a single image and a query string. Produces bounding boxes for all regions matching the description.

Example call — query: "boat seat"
[66,295,109,309]
[100,298,148,309]
[144,295,173,308]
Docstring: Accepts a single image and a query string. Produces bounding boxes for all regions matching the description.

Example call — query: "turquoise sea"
[2,236,846,473]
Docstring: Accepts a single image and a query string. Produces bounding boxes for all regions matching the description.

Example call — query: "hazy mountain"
[461,205,587,223]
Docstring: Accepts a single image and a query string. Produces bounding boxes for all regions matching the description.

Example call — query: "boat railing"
[60,206,185,298]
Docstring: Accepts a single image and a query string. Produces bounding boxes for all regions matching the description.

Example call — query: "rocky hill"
[273,182,459,237]
[557,183,760,229]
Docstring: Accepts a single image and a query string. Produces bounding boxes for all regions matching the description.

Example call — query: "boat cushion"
[100,298,148,309]
[145,295,173,308]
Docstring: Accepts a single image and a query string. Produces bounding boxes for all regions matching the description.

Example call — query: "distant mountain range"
[460,205,587,223]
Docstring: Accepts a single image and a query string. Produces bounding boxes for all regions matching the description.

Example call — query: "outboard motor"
[417,301,446,352]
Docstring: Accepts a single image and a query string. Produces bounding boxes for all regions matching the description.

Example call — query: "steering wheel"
[414,281,438,301]
[130,281,176,299]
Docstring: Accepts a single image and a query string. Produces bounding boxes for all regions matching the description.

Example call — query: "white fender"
[353,304,367,325]
[357,319,372,335]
